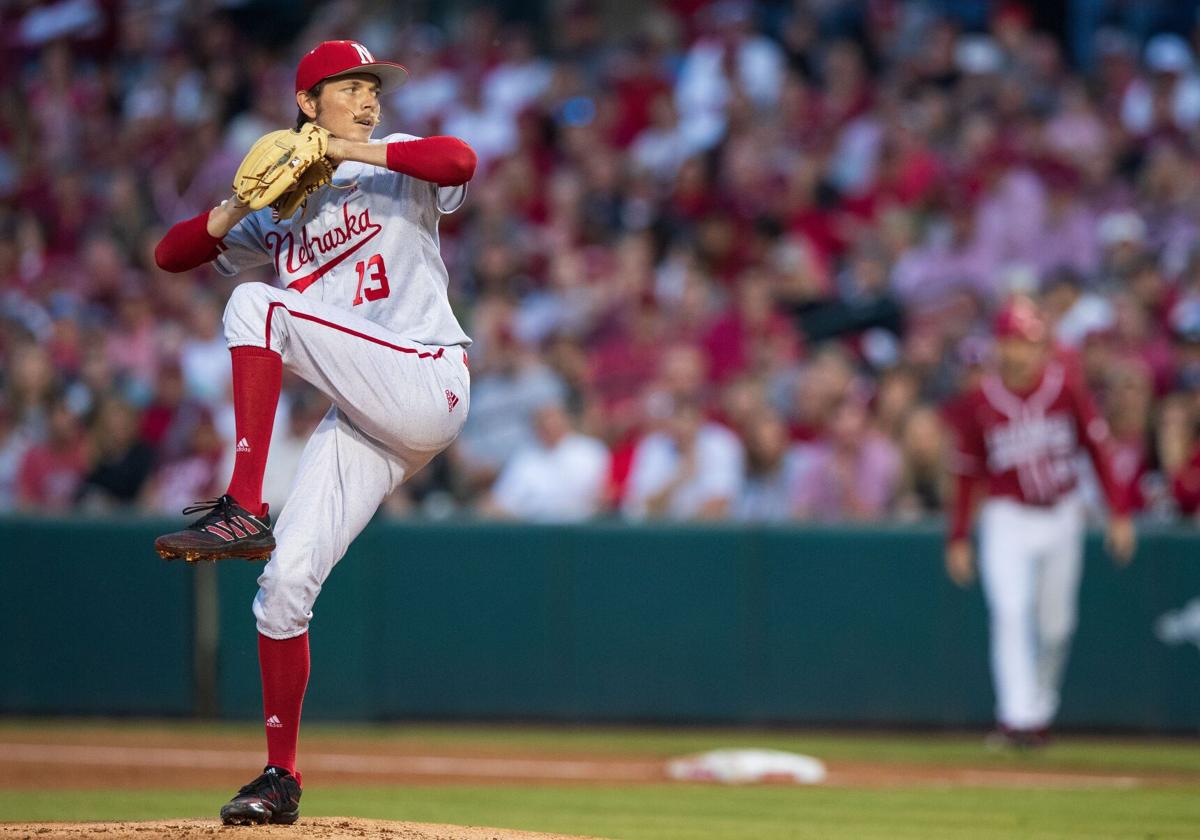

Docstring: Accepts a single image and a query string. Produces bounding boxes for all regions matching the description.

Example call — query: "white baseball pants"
[223,282,470,639]
[978,494,1085,730]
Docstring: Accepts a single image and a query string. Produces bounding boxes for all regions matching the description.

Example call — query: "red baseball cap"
[994,296,1047,342]
[295,40,408,95]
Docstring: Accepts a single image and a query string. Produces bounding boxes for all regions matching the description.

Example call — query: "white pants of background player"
[223,282,470,639]
[979,494,1084,730]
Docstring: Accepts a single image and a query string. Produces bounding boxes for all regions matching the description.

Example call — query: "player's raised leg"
[221,406,411,825]
[220,281,469,460]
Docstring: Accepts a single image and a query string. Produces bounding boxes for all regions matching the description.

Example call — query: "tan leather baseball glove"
[232,123,334,220]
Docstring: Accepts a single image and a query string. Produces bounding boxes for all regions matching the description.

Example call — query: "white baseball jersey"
[213,131,473,640]
[214,132,471,348]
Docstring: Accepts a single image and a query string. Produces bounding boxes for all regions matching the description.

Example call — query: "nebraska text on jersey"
[265,201,382,290]
[211,132,472,348]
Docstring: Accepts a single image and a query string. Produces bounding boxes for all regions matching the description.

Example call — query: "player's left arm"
[942,398,984,587]
[326,135,477,186]
[1070,375,1136,564]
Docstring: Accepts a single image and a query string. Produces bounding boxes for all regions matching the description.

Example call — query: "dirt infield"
[0,817,603,840]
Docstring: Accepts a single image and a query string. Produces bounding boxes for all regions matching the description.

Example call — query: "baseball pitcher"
[152,41,476,824]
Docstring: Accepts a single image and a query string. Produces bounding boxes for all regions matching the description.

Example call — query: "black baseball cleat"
[220,765,301,825]
[155,494,275,562]
[985,725,1050,751]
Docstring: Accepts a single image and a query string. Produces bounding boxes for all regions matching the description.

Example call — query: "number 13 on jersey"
[353,254,390,305]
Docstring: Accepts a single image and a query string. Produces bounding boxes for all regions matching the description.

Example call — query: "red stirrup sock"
[225,346,282,514]
[259,631,310,784]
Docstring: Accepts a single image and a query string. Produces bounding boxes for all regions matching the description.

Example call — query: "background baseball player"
[152,40,476,824]
[945,296,1136,747]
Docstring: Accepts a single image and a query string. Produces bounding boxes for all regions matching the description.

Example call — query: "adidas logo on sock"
[266,714,283,728]
[236,437,251,453]
[445,390,459,412]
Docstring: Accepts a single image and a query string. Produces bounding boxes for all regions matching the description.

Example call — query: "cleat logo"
[445,390,459,412]
[236,437,251,453]
[266,714,283,728]
[206,524,236,541]
[235,516,261,535]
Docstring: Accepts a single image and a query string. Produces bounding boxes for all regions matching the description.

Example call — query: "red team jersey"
[946,360,1130,538]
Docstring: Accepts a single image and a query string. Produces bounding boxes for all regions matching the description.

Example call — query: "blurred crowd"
[8,0,1200,523]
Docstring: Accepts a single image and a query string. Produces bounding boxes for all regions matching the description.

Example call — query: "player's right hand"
[945,539,975,588]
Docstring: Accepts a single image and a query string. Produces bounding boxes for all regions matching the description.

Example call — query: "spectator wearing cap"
[623,398,744,521]
[482,400,610,522]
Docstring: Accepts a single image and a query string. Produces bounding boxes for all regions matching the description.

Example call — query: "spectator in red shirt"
[702,269,797,383]
[17,396,87,512]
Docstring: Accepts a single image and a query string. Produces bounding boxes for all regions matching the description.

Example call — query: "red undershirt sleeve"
[155,210,222,273]
[385,136,477,187]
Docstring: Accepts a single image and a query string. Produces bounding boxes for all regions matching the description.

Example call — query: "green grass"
[1,784,1199,839]
[1,721,1199,838]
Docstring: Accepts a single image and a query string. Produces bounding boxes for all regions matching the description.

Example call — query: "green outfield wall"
[3,517,1199,730]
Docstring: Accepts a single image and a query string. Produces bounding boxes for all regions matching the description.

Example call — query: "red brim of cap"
[321,61,409,93]
[994,320,1046,342]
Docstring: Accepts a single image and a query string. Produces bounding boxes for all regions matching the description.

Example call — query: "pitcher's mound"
[0,817,607,839]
